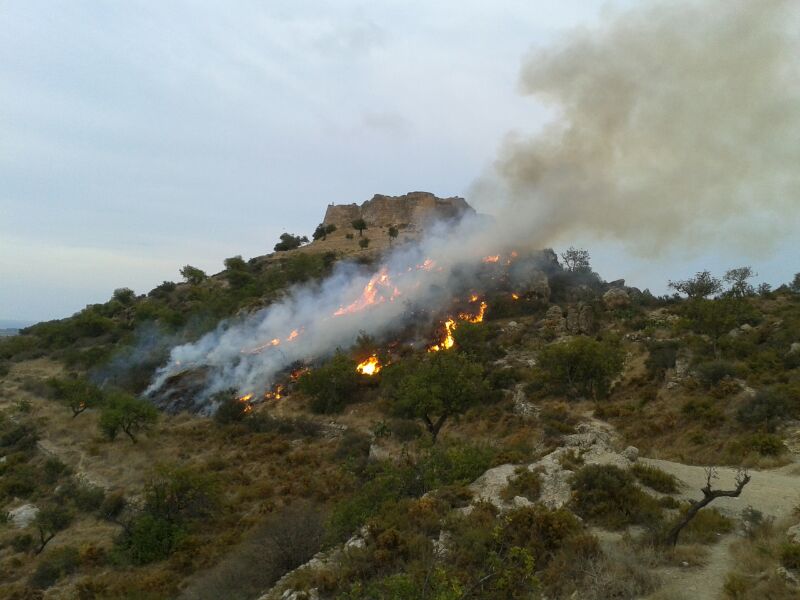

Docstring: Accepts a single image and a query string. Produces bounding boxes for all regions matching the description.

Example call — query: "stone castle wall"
[323,191,474,228]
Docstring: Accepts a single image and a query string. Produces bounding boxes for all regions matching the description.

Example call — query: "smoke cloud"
[483,0,800,255]
[148,0,800,406]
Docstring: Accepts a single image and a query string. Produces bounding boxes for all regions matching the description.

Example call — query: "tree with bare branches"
[664,467,751,547]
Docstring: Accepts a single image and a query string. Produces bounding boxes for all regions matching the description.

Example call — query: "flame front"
[511,293,520,300]
[356,355,382,375]
[334,267,396,316]
[237,393,254,413]
[428,318,456,352]
[482,255,500,263]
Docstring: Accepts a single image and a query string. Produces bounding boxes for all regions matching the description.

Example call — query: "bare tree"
[664,467,750,547]
[723,266,756,298]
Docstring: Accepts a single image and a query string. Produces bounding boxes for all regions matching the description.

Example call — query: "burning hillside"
[146,225,556,414]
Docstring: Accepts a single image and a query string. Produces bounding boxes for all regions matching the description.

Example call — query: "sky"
[2,0,797,324]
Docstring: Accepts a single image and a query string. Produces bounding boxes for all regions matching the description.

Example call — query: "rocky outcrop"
[9,504,38,528]
[566,303,594,334]
[542,305,567,336]
[469,419,635,510]
[603,287,631,310]
[322,191,474,228]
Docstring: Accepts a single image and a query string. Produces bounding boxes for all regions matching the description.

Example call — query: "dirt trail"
[642,458,800,521]
[637,458,800,599]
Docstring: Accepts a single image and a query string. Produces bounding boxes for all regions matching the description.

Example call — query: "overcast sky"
[2,0,797,324]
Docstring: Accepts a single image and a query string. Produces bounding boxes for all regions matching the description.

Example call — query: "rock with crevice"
[603,288,630,310]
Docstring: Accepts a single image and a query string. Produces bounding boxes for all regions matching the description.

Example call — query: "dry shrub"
[177,501,325,600]
[500,466,542,502]
[631,463,680,494]
[544,538,660,600]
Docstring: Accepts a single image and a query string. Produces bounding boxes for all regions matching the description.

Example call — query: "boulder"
[566,303,594,334]
[9,504,38,528]
[622,446,639,462]
[603,287,631,309]
[789,342,800,355]
[542,305,567,336]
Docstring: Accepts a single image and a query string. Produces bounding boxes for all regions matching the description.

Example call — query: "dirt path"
[642,458,800,520]
[637,457,800,599]
[647,534,736,600]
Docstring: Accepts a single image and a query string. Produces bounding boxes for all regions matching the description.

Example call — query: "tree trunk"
[423,414,448,444]
[665,470,750,547]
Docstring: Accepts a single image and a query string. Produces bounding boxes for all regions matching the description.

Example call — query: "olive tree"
[180,265,207,285]
[351,218,367,237]
[99,391,159,443]
[383,351,486,443]
[668,270,722,298]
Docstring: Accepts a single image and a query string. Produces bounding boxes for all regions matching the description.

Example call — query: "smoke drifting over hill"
[148,0,800,405]
[484,0,800,255]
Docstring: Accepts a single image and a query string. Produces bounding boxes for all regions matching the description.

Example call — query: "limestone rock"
[566,303,593,334]
[9,504,38,528]
[622,446,639,462]
[603,287,630,310]
[542,305,567,336]
[787,523,800,544]
[368,443,392,462]
[789,342,800,355]
[323,191,474,229]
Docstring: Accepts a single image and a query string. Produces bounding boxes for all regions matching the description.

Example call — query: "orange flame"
[356,355,382,375]
[459,301,487,323]
[286,329,299,341]
[428,318,456,352]
[264,384,284,401]
[511,293,520,300]
[334,267,395,316]
[290,367,309,381]
[482,255,500,263]
[237,393,254,413]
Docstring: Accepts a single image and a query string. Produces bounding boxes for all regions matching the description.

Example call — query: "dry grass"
[722,517,799,599]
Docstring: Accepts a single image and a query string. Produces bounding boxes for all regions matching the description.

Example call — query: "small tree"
[359,237,370,249]
[274,233,308,252]
[351,218,367,237]
[34,505,73,554]
[668,271,722,298]
[99,391,158,443]
[664,468,750,547]
[223,255,248,271]
[112,288,136,305]
[535,336,624,400]
[384,351,485,443]
[560,247,591,272]
[724,266,756,298]
[313,223,337,241]
[180,265,207,285]
[387,226,399,246]
[297,351,361,414]
[791,273,800,293]
[48,376,104,418]
[682,297,757,356]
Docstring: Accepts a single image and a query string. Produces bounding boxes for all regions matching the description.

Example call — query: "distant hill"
[0,328,19,337]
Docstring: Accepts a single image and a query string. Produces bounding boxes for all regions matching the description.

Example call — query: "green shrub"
[780,542,800,569]
[119,513,183,565]
[298,351,360,414]
[679,507,733,543]
[43,457,70,484]
[11,533,33,553]
[744,433,785,456]
[389,419,422,441]
[736,387,792,432]
[570,464,662,528]
[501,467,542,502]
[418,442,495,489]
[99,492,127,520]
[30,546,80,588]
[681,398,724,426]
[47,376,105,417]
[535,336,624,400]
[212,390,249,425]
[99,391,158,442]
[695,360,739,387]
[645,341,679,378]
[631,463,680,494]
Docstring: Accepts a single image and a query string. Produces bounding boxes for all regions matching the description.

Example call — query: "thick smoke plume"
[147,218,509,408]
[149,0,800,406]
[483,0,800,254]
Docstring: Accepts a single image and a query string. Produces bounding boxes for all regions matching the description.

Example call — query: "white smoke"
[147,216,504,405]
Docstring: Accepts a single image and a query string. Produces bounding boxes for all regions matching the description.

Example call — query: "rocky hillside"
[1,229,799,599]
